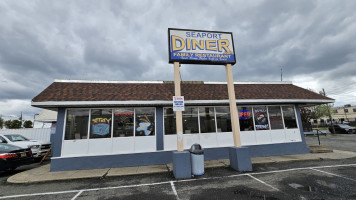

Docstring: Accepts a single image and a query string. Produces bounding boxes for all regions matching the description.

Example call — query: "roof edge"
[32,99,335,107]
[54,79,293,85]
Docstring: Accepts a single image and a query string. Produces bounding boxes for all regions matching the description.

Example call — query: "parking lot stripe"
[246,174,280,191]
[1,163,356,199]
[310,168,356,182]
[71,190,83,200]
[170,181,179,200]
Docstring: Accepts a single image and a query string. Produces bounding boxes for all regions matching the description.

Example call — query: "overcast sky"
[0,0,355,121]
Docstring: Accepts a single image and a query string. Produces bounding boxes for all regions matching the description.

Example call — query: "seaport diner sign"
[168,28,236,65]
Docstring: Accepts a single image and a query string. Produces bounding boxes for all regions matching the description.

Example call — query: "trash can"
[189,143,204,176]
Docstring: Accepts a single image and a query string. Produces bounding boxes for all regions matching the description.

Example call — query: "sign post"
[174,62,184,152]
[225,64,241,147]
[168,28,240,148]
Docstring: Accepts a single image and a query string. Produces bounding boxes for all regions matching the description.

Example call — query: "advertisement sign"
[168,28,236,65]
[254,106,269,130]
[173,96,185,111]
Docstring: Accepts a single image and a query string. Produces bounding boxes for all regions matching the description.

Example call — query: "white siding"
[0,128,51,142]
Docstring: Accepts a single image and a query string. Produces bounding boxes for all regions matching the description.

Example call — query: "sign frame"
[168,28,236,65]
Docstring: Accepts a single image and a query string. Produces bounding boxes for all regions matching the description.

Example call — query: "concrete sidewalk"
[7,149,356,184]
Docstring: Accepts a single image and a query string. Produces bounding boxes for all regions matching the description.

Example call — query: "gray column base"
[172,151,192,179]
[229,147,252,172]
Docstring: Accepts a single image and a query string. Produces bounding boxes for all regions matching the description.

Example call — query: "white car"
[0,134,51,158]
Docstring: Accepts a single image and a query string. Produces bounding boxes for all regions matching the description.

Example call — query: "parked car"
[0,143,33,171]
[329,124,356,134]
[0,134,51,158]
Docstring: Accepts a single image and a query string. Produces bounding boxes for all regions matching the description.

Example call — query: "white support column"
[174,62,184,151]
[225,64,241,147]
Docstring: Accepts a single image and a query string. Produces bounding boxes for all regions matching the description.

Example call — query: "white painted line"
[310,168,356,182]
[170,181,179,200]
[2,163,356,199]
[0,190,80,199]
[246,174,280,191]
[71,190,83,200]
[0,181,171,199]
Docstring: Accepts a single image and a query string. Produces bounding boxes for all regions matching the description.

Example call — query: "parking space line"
[0,181,171,199]
[246,174,280,191]
[170,181,179,200]
[1,163,356,199]
[71,190,83,200]
[0,190,80,199]
[310,168,356,182]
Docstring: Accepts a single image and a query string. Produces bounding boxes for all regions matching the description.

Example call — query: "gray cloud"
[0,0,356,120]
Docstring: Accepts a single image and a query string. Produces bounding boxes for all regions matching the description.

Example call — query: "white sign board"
[173,96,184,111]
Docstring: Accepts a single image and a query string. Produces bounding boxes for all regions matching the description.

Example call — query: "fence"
[0,128,51,143]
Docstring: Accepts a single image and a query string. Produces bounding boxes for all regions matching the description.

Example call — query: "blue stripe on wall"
[51,107,65,157]
[156,107,164,150]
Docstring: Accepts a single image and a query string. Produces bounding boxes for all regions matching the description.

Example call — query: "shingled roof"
[32,80,334,108]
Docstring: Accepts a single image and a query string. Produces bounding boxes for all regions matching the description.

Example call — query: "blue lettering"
[202,33,206,37]
[191,32,196,37]
[207,33,212,38]
[197,32,202,37]
[186,32,190,37]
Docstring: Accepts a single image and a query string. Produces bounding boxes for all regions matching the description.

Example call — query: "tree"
[300,107,313,132]
[0,117,4,129]
[4,120,22,129]
[23,120,33,128]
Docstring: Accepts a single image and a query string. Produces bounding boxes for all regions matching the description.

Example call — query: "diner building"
[32,79,334,171]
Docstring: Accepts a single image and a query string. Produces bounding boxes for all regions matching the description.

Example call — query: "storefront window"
[253,106,270,130]
[238,106,254,131]
[199,107,216,133]
[282,106,298,129]
[183,107,199,134]
[164,108,176,135]
[135,108,155,136]
[90,109,112,139]
[113,108,134,137]
[215,107,232,132]
[65,109,89,140]
[268,106,284,129]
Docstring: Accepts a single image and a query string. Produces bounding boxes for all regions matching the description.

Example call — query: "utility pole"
[323,88,335,134]
[281,67,283,81]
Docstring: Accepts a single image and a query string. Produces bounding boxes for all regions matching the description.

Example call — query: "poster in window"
[91,118,111,136]
[136,114,153,136]
[254,107,269,130]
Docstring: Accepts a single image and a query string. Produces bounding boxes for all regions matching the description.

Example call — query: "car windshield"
[338,124,353,128]
[4,135,29,142]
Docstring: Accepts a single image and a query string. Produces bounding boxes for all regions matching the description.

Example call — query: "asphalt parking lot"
[0,134,355,200]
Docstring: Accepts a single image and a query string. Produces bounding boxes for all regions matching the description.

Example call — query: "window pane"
[282,106,298,129]
[216,107,232,132]
[268,106,283,130]
[238,106,254,131]
[135,108,155,136]
[90,109,112,139]
[254,106,270,130]
[199,107,216,133]
[113,108,134,137]
[65,109,89,140]
[164,108,176,135]
[183,107,199,134]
